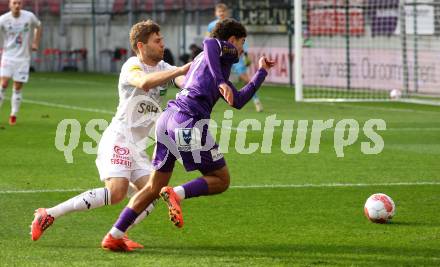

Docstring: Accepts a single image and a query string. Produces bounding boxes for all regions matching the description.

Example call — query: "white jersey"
[0,10,41,61]
[109,56,177,148]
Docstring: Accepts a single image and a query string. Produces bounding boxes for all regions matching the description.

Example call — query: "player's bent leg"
[160,166,230,229]
[129,170,172,213]
[31,178,126,241]
[176,165,230,199]
[202,165,231,194]
[122,175,157,250]
[102,178,146,251]
[131,175,157,227]
[102,177,145,248]
[104,177,129,204]
[105,170,173,249]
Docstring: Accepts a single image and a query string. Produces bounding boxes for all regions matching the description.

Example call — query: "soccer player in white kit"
[0,0,42,125]
[30,20,190,249]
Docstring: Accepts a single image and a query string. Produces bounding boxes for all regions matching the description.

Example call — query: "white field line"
[23,99,114,114]
[20,98,440,132]
[32,77,110,86]
[264,96,440,115]
[20,94,440,118]
[313,101,440,115]
[1,181,440,194]
[214,125,440,132]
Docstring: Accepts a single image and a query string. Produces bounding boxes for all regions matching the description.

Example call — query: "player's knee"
[1,81,8,88]
[218,173,230,193]
[109,188,127,204]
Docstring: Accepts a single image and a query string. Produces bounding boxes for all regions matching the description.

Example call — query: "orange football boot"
[31,208,54,241]
[123,234,144,249]
[9,115,16,126]
[101,233,132,252]
[160,186,184,228]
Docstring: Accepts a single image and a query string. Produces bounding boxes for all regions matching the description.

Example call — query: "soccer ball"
[390,89,402,100]
[364,193,395,223]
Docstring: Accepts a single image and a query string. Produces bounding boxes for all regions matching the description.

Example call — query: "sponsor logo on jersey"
[113,145,130,155]
[176,127,202,152]
[222,46,237,57]
[111,146,132,167]
[211,148,224,162]
[110,157,132,168]
[138,102,160,114]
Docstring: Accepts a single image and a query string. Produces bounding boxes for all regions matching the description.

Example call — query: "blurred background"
[0,0,439,102]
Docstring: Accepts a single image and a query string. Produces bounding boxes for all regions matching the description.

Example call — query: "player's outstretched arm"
[128,62,191,91]
[220,56,275,109]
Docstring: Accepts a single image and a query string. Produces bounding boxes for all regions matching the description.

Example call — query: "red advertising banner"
[308,0,364,36]
[247,46,440,94]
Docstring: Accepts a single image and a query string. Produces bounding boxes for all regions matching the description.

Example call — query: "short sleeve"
[30,12,41,28]
[120,58,142,85]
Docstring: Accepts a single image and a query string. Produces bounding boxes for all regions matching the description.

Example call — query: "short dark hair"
[210,18,247,41]
[129,20,160,53]
[215,3,227,11]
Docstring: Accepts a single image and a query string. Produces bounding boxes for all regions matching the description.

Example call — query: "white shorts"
[0,58,30,83]
[95,128,152,183]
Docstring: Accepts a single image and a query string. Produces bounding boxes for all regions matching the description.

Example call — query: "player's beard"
[148,50,164,64]
[12,8,20,17]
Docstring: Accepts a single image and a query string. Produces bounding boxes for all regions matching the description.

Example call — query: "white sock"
[110,227,125,238]
[0,88,6,108]
[131,200,157,228]
[174,186,185,200]
[46,188,110,219]
[11,88,22,116]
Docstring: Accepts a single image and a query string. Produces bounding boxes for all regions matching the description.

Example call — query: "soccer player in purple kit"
[101,18,275,252]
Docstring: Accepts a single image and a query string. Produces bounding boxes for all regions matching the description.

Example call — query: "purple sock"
[114,207,139,232]
[182,177,209,199]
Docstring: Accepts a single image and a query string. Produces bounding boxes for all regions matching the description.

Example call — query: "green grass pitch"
[0,72,439,266]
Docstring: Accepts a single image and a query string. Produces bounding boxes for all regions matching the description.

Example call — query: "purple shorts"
[152,109,226,174]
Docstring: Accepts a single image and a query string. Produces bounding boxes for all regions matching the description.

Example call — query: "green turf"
[0,72,439,266]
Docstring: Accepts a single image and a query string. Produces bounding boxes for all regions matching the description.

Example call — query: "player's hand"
[32,43,39,51]
[219,83,234,106]
[258,56,276,71]
[178,62,191,76]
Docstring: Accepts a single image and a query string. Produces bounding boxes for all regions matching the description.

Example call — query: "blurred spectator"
[179,43,202,64]
[189,44,203,60]
[163,48,175,65]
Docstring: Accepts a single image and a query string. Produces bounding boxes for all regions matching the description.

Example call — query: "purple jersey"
[168,38,267,118]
